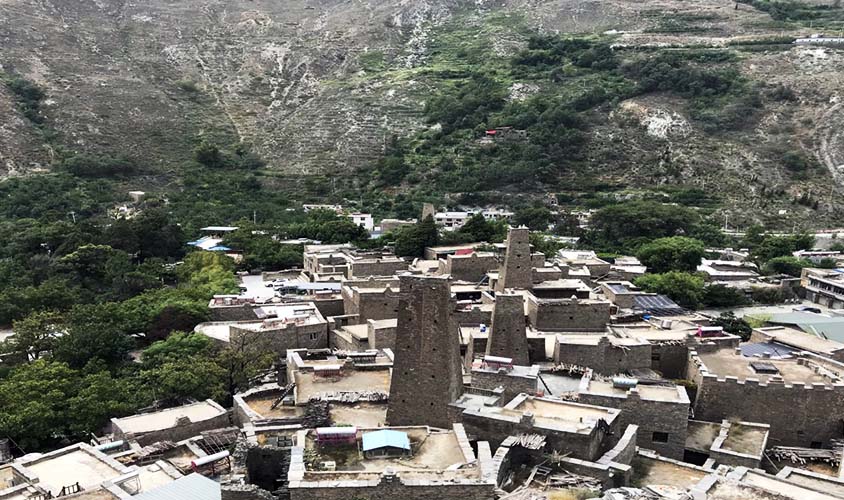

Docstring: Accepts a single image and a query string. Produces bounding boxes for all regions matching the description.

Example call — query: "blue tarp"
[362,430,410,452]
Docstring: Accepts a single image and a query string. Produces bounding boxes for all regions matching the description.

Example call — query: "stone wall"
[651,340,690,379]
[528,297,610,332]
[342,286,400,322]
[231,322,329,356]
[442,253,499,283]
[486,293,529,365]
[579,386,689,460]
[496,228,532,291]
[461,409,614,461]
[312,298,344,319]
[367,320,396,350]
[114,409,231,447]
[289,480,494,500]
[387,276,464,428]
[687,349,844,447]
[554,337,651,375]
[471,368,539,404]
[211,304,258,322]
[349,259,409,278]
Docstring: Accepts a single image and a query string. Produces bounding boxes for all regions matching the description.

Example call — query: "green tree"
[457,214,503,242]
[751,233,814,263]
[215,331,275,405]
[53,303,134,368]
[763,256,811,276]
[141,356,225,405]
[701,284,749,308]
[194,141,225,169]
[0,360,79,450]
[711,312,752,341]
[394,215,439,258]
[5,311,64,363]
[514,207,553,231]
[636,237,705,273]
[586,201,699,251]
[143,332,214,366]
[633,272,706,309]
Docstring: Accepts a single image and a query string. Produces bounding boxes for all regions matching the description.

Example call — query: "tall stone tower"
[495,227,533,291]
[387,275,463,428]
[486,293,529,365]
[421,203,436,221]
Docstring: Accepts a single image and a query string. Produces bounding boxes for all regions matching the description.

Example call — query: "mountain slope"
[1,0,843,226]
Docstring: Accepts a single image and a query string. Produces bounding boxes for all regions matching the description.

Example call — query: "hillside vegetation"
[0,0,843,228]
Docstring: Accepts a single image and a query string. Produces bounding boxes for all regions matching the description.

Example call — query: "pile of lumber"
[512,434,546,450]
[546,472,602,489]
[545,363,587,376]
[769,445,841,466]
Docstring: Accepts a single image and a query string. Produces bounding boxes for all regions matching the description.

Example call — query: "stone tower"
[486,293,529,365]
[387,275,463,428]
[421,203,436,221]
[495,227,533,291]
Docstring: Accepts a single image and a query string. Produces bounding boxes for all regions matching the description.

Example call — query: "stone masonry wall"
[461,411,608,461]
[496,228,533,291]
[230,322,328,356]
[528,298,610,332]
[554,337,651,375]
[687,350,844,447]
[387,276,464,428]
[579,389,688,460]
[349,259,409,278]
[486,293,529,365]
[289,481,494,500]
[342,287,400,322]
[444,253,499,283]
[471,368,538,404]
[367,320,396,350]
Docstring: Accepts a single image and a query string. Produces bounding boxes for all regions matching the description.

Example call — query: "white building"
[348,213,374,232]
[434,209,514,230]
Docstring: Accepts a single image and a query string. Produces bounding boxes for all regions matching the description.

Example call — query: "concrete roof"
[112,400,225,434]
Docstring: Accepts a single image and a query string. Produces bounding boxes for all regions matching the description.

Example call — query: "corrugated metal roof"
[134,474,221,500]
[362,430,410,452]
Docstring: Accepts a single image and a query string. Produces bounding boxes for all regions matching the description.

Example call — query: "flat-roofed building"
[111,400,229,446]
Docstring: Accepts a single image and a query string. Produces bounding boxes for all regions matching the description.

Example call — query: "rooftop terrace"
[499,395,619,434]
[112,400,226,434]
[18,445,128,497]
[584,380,689,404]
[696,349,840,383]
[294,368,391,404]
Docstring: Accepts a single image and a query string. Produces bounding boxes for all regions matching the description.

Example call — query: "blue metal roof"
[362,430,410,452]
[134,474,221,500]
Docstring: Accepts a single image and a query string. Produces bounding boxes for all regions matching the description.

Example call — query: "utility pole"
[69,211,76,223]
[253,210,257,225]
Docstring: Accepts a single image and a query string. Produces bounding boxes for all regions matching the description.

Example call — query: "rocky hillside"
[0,0,843,225]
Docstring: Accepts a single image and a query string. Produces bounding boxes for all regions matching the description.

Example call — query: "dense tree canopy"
[636,237,705,274]
[586,201,700,251]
